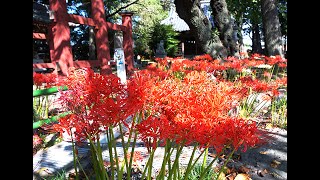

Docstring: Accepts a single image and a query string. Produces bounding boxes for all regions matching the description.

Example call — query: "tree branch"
[106,0,139,18]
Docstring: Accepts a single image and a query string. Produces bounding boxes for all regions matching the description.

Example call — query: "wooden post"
[119,11,134,75]
[47,24,58,75]
[49,0,74,76]
[91,0,112,74]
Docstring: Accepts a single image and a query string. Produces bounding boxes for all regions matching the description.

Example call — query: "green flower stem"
[128,125,138,178]
[122,119,135,179]
[215,146,238,180]
[199,145,228,180]
[70,130,79,180]
[89,143,100,180]
[167,151,172,179]
[36,97,45,115]
[106,128,115,180]
[271,97,278,126]
[147,148,156,180]
[189,146,206,170]
[87,133,109,180]
[141,147,156,180]
[33,107,40,122]
[110,126,121,179]
[183,144,199,180]
[177,160,181,180]
[272,64,280,80]
[118,123,129,173]
[75,153,89,180]
[45,95,49,119]
[98,133,108,180]
[170,141,185,180]
[201,147,209,171]
[240,90,258,118]
[126,113,141,179]
[125,115,136,151]
[87,133,100,180]
[157,140,174,180]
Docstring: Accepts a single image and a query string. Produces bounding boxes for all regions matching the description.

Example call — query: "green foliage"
[239,92,264,118]
[211,28,220,38]
[181,163,217,180]
[277,0,287,36]
[43,169,67,180]
[149,23,180,57]
[128,0,168,57]
[271,93,287,129]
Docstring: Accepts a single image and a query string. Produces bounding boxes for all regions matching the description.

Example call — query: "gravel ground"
[227,127,287,180]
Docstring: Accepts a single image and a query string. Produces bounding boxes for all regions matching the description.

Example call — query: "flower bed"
[33,53,287,179]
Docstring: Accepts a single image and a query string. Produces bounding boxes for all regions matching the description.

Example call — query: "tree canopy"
[33,0,287,60]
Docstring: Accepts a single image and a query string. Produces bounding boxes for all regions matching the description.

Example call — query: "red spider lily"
[123,70,158,119]
[33,134,43,148]
[238,76,254,84]
[208,117,266,152]
[242,59,259,68]
[278,63,287,68]
[53,67,129,142]
[238,75,286,103]
[251,53,265,59]
[224,57,244,72]
[275,77,287,87]
[264,55,284,65]
[263,71,272,78]
[126,151,144,163]
[239,78,271,92]
[33,72,58,88]
[53,113,100,142]
[170,60,185,72]
[193,54,214,62]
[136,114,174,149]
[239,51,249,59]
[154,58,170,67]
[169,59,226,75]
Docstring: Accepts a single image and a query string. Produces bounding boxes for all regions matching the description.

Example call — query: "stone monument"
[155,40,167,58]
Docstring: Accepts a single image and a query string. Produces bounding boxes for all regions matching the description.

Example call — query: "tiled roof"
[160,3,190,32]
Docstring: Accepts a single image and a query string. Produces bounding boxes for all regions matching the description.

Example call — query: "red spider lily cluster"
[45,53,286,155]
[135,70,263,153]
[154,54,287,80]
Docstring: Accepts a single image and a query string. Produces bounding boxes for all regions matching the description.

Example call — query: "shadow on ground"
[226,127,287,180]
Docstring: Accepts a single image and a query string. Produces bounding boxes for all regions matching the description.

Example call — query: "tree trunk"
[252,23,263,54]
[175,0,228,59]
[210,0,239,56]
[261,0,283,57]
